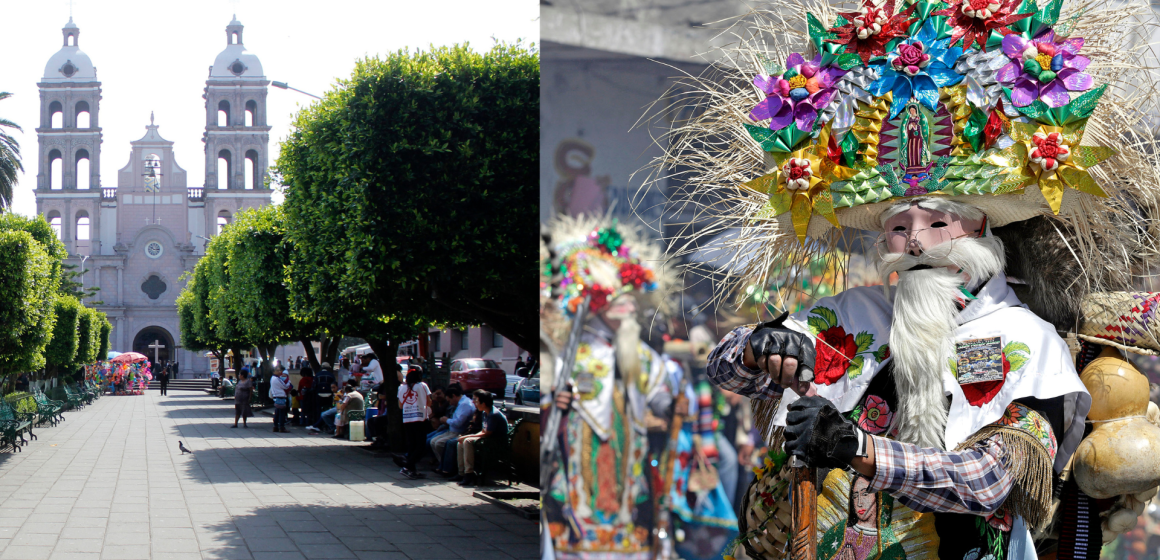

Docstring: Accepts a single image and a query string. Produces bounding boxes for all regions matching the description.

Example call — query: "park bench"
[31,386,65,427]
[59,384,84,410]
[73,383,95,405]
[222,384,236,398]
[84,380,101,399]
[473,416,523,487]
[0,394,37,449]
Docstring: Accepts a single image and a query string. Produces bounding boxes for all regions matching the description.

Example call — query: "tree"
[75,307,100,367]
[276,42,539,353]
[44,295,81,377]
[0,215,65,379]
[0,92,23,211]
[97,316,111,364]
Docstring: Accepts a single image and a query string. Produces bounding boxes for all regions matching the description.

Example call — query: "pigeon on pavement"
[179,441,192,454]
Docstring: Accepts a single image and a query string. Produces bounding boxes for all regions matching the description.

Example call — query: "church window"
[60,60,76,77]
[245,150,259,190]
[75,101,90,128]
[229,59,247,76]
[75,214,89,241]
[144,241,163,259]
[245,100,256,127]
[49,101,63,129]
[217,100,230,127]
[48,213,62,240]
[67,34,75,47]
[48,149,63,190]
[141,275,167,300]
[231,32,238,45]
[217,150,232,189]
[144,154,161,191]
[217,211,231,234]
[76,149,90,190]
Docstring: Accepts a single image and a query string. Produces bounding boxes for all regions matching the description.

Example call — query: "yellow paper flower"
[742,124,859,243]
[1006,118,1116,214]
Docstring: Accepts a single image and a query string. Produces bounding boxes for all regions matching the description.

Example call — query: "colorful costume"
[542,215,676,560]
[637,0,1160,557]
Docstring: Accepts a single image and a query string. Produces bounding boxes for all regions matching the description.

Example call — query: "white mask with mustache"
[874,234,1006,449]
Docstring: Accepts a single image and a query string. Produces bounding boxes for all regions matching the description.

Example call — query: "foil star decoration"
[1002,118,1115,213]
[826,0,919,65]
[933,0,1032,52]
[742,125,859,243]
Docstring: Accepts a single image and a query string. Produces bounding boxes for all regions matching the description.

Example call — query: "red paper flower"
[582,284,614,312]
[619,263,653,289]
[933,0,1031,52]
[814,325,858,385]
[1029,131,1070,174]
[827,0,919,64]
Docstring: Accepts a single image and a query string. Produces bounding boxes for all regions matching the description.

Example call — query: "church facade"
[33,17,273,375]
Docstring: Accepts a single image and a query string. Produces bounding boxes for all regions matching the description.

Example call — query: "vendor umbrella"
[107,351,123,360]
[110,352,148,364]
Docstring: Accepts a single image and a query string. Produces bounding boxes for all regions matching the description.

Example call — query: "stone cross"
[148,339,164,364]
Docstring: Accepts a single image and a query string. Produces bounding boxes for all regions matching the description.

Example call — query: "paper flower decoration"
[997,31,1093,107]
[933,0,1031,52]
[868,21,965,119]
[742,125,858,243]
[1005,118,1115,213]
[554,224,658,316]
[827,0,919,64]
[750,53,846,132]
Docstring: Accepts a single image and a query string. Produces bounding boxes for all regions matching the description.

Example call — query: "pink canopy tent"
[109,352,148,364]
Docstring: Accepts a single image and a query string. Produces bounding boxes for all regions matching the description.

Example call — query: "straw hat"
[1076,292,1160,356]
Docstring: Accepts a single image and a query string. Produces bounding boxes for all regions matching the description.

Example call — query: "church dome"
[209,17,264,79]
[42,18,97,83]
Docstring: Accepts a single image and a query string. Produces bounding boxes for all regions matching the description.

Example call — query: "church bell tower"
[35,18,103,255]
[199,16,272,253]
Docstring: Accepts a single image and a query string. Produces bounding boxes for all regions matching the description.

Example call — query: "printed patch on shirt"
[954,337,1005,385]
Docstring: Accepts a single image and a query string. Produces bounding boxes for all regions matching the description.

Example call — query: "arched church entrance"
[133,327,174,369]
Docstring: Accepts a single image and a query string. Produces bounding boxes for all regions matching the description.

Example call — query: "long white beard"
[876,235,1006,449]
[613,315,642,387]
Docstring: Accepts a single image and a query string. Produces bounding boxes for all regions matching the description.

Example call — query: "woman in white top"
[269,366,293,433]
[397,368,431,479]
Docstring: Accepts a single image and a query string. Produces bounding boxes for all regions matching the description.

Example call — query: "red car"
[450,359,506,393]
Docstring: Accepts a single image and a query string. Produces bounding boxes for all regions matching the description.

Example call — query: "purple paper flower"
[996,30,1093,107]
[750,53,846,132]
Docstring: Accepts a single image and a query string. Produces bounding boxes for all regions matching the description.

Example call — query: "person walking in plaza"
[269,366,293,433]
[158,363,170,396]
[232,370,254,428]
[397,368,431,479]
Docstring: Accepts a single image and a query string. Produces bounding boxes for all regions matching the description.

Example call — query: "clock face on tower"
[145,241,163,259]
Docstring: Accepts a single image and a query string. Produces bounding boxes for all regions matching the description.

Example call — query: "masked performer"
[637,0,1160,557]
[543,214,676,560]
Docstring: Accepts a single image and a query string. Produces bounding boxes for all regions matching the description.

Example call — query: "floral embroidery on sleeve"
[806,305,889,385]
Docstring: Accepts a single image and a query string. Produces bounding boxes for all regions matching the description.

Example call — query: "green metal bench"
[0,394,36,448]
[31,387,65,427]
[473,417,522,487]
[73,383,95,405]
[59,385,84,410]
[84,380,101,400]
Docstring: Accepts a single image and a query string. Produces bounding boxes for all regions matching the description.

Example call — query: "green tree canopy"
[97,316,111,363]
[0,214,65,377]
[277,42,538,353]
[44,294,81,374]
[75,307,100,367]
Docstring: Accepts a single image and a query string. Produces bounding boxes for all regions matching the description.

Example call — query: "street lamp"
[79,254,89,302]
[271,81,322,99]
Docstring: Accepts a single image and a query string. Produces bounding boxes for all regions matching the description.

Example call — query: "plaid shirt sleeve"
[868,434,1013,515]
[705,326,785,401]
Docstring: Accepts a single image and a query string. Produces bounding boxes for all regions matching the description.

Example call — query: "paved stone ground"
[0,392,539,560]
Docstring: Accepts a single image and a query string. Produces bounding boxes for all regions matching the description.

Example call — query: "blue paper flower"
[867,20,965,119]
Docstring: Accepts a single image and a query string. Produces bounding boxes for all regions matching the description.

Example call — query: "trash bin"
[365,407,379,438]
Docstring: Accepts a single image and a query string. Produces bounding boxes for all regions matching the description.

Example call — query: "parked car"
[514,367,540,405]
[505,373,523,399]
[449,359,507,393]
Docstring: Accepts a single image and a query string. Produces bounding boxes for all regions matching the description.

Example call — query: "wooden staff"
[789,455,817,560]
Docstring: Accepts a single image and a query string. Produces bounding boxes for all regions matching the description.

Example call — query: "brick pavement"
[0,392,539,560]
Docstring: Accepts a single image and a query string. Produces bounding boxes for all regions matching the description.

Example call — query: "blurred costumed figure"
[636,0,1160,558]
[542,214,678,560]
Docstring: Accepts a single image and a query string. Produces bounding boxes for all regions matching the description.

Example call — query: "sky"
[0,0,540,217]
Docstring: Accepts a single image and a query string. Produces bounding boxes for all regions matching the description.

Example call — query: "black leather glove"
[749,311,816,383]
[784,396,864,469]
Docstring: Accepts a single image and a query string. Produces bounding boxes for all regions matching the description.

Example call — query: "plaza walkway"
[0,392,539,560]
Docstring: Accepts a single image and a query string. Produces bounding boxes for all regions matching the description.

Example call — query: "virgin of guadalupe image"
[836,476,881,560]
[900,103,931,176]
[816,470,938,560]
